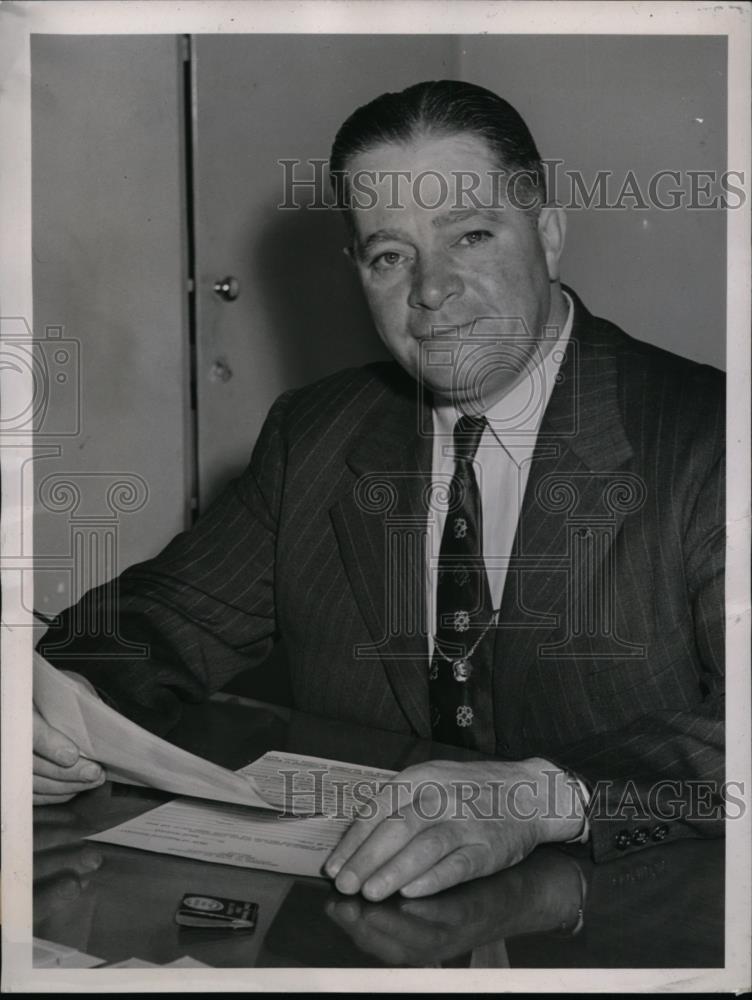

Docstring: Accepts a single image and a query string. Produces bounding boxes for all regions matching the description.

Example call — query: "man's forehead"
[359,205,503,226]
[341,132,526,223]
[349,192,521,248]
[431,206,503,227]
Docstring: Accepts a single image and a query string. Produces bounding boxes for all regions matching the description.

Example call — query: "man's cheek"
[373,309,407,350]
[363,292,393,330]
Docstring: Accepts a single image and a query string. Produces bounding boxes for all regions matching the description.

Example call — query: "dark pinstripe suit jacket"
[41,288,726,862]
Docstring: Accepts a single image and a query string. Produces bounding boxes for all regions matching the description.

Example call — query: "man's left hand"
[324,758,585,900]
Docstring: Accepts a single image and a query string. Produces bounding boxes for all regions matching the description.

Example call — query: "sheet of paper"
[88,752,396,878]
[241,750,397,814]
[165,956,211,968]
[106,957,160,969]
[105,955,211,968]
[33,651,283,811]
[33,937,105,969]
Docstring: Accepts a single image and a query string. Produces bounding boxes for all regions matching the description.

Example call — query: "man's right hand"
[33,672,106,805]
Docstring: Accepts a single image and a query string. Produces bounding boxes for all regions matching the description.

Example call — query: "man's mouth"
[409,320,476,342]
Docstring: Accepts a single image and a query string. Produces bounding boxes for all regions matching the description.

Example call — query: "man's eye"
[371,250,405,270]
[457,230,493,247]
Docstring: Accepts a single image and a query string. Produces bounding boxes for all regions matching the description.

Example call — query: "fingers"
[326,817,377,879]
[326,766,492,900]
[33,753,103,784]
[326,774,415,879]
[34,771,105,805]
[324,762,521,901]
[332,812,428,896]
[33,707,104,805]
[399,843,491,898]
[33,754,105,802]
[33,790,79,806]
[339,823,466,901]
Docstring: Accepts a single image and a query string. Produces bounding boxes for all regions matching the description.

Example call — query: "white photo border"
[1,0,750,992]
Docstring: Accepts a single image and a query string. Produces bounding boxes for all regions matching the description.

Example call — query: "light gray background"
[31,33,727,614]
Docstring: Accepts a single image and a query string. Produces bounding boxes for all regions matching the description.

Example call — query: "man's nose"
[407,255,464,311]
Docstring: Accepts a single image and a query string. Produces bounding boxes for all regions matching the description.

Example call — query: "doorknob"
[213,276,240,301]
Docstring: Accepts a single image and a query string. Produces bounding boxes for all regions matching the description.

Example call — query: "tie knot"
[453,414,486,463]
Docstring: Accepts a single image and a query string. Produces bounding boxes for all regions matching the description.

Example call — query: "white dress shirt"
[427,291,574,649]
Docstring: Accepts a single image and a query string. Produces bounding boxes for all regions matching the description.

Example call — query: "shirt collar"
[432,289,574,444]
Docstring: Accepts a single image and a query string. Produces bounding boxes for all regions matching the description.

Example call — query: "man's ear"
[343,245,355,265]
[537,206,566,281]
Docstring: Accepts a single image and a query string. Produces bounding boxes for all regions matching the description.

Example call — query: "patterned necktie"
[429,414,496,751]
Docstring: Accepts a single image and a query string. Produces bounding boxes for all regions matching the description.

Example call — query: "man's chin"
[424,381,486,414]
[389,356,513,411]
[425,374,529,414]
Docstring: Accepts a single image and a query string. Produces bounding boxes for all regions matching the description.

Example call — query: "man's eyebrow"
[357,229,412,256]
[356,210,502,256]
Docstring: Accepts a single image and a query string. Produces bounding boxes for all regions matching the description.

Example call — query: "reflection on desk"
[33,694,724,968]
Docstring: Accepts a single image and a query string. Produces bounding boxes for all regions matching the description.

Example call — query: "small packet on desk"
[175,893,258,930]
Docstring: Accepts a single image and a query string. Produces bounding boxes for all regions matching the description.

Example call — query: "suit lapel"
[327,292,639,748]
[493,290,637,748]
[329,374,433,738]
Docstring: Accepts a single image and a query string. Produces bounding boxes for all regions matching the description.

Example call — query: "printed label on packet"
[175,893,259,930]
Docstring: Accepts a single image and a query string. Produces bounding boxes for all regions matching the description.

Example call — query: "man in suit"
[33,81,725,901]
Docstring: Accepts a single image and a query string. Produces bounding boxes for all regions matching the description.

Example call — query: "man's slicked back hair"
[329,79,547,209]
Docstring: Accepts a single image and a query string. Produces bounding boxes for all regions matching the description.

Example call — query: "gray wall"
[192,33,727,504]
[31,35,191,615]
[31,34,727,607]
[460,34,727,368]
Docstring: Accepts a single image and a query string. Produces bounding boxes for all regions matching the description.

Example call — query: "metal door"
[190,34,457,505]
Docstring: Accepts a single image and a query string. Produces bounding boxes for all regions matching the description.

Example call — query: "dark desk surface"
[33,693,724,969]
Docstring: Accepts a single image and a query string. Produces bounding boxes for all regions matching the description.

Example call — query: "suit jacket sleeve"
[551,445,726,862]
[37,390,294,736]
